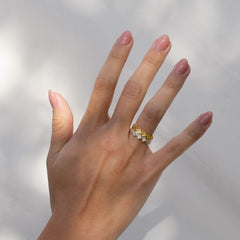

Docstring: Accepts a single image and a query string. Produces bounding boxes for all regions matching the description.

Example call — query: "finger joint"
[94,75,115,93]
[143,53,162,69]
[166,140,183,156]
[122,80,142,99]
[142,102,159,121]
[184,127,201,142]
[164,77,183,90]
[109,50,125,62]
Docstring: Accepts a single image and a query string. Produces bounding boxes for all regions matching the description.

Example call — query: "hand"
[38,30,213,240]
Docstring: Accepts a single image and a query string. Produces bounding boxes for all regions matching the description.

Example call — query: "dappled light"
[0,0,239,239]
[63,0,106,17]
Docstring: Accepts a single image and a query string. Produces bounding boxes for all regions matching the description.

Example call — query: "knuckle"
[102,138,115,153]
[166,140,183,156]
[123,80,142,99]
[185,127,201,141]
[142,103,159,121]
[165,78,182,89]
[100,125,121,153]
[164,77,182,89]
[101,133,120,154]
[109,50,125,62]
[52,117,65,133]
[143,53,161,69]
[94,75,115,93]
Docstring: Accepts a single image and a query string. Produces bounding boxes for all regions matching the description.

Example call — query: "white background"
[0,0,239,239]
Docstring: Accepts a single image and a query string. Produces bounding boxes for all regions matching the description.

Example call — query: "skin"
[38,30,213,240]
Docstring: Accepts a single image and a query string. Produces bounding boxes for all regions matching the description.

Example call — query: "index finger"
[85,30,134,124]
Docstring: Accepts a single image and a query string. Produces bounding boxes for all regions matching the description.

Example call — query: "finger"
[112,34,171,127]
[149,111,213,173]
[85,30,133,124]
[48,90,73,157]
[135,59,190,137]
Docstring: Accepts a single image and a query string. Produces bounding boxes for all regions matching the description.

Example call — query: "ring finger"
[133,58,190,143]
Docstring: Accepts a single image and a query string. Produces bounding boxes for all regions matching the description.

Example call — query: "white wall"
[0,0,239,239]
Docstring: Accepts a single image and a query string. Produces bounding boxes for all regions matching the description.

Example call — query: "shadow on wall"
[0,0,240,239]
[119,203,171,240]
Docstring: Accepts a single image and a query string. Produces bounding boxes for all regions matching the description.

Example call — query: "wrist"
[38,209,118,240]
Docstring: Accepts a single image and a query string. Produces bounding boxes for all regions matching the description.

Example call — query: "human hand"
[39,30,213,240]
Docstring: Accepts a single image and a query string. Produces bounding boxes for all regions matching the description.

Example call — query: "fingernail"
[199,111,213,126]
[152,34,170,51]
[48,90,58,109]
[117,30,132,45]
[174,59,189,75]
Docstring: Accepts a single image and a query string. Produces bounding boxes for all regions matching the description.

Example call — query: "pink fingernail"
[199,111,213,126]
[174,59,189,75]
[118,30,132,45]
[152,34,170,52]
[48,90,58,109]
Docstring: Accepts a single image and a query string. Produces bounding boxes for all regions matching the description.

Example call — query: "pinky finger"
[150,111,213,172]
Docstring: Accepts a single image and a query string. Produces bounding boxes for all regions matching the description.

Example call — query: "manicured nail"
[48,90,58,109]
[152,34,170,51]
[174,59,189,75]
[199,111,213,126]
[118,30,132,45]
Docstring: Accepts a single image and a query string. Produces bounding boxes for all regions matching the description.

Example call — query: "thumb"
[48,90,73,156]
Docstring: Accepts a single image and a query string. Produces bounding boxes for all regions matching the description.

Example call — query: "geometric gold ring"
[130,123,153,144]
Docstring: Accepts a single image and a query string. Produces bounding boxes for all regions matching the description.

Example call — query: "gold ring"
[130,124,153,144]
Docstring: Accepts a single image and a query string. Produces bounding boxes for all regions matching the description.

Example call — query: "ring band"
[130,124,153,144]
